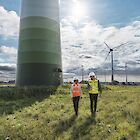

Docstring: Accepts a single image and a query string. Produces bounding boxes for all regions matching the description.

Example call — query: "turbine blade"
[104,42,111,49]
[104,51,111,62]
[113,44,124,50]
[113,42,129,50]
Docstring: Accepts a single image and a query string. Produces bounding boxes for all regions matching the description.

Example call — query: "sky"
[0,0,140,81]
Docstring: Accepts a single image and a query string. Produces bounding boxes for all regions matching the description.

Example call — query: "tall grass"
[0,85,140,140]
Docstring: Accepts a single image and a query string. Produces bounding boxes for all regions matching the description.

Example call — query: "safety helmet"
[73,77,78,81]
[89,72,96,77]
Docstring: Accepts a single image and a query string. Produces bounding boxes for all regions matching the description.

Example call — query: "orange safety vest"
[72,84,81,97]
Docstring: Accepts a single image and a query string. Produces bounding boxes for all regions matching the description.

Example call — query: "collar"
[74,83,79,86]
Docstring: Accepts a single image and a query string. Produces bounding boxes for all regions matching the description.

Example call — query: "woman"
[70,77,82,116]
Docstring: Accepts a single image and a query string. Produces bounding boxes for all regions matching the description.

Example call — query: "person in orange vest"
[87,72,102,116]
[70,77,82,116]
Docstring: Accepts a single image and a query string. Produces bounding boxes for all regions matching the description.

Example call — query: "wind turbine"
[81,65,84,82]
[125,62,128,84]
[125,60,140,84]
[104,42,124,84]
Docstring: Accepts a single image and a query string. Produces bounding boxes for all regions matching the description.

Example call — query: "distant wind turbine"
[125,62,128,84]
[104,42,125,84]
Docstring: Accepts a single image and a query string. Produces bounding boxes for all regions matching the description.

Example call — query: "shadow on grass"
[54,114,77,136]
[0,86,58,116]
[70,116,96,140]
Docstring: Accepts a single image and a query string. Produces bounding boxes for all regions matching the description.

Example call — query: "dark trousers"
[72,96,80,115]
[89,93,98,114]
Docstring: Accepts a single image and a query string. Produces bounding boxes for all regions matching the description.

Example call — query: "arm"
[98,80,102,94]
[70,85,73,98]
[79,85,82,97]
[87,82,91,90]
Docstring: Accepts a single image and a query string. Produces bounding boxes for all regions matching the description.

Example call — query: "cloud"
[0,64,15,72]
[0,63,16,81]
[0,45,17,63]
[0,4,139,80]
[0,6,19,37]
[60,17,140,74]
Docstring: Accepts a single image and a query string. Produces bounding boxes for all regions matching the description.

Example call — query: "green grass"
[0,85,140,140]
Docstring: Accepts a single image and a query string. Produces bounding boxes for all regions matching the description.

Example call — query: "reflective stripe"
[88,80,99,94]
[72,84,81,97]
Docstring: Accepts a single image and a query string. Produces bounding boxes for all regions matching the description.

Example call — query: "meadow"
[0,85,140,140]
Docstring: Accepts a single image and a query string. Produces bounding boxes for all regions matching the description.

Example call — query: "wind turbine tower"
[125,62,128,84]
[16,0,63,86]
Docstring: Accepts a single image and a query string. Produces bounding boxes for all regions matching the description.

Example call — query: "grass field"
[0,85,140,140]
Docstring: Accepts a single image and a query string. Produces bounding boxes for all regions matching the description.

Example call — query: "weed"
[0,85,139,139]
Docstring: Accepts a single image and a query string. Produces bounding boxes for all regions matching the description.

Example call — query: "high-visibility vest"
[88,80,99,94]
[72,84,81,97]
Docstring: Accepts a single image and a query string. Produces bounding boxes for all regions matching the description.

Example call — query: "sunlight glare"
[72,1,87,21]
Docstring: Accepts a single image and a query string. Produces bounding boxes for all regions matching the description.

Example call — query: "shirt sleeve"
[87,82,91,90]
[70,85,73,97]
[79,85,82,97]
[98,80,102,93]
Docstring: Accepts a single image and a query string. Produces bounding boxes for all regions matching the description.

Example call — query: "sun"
[72,1,87,21]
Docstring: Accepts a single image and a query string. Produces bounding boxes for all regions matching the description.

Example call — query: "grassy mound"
[0,85,140,140]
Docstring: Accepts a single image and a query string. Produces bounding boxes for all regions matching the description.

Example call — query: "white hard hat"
[73,77,78,81]
[89,72,96,77]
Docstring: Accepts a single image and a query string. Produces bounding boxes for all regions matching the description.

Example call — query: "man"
[70,77,82,116]
[87,72,102,116]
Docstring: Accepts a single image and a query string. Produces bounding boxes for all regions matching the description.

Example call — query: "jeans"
[72,96,80,115]
[89,93,98,114]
